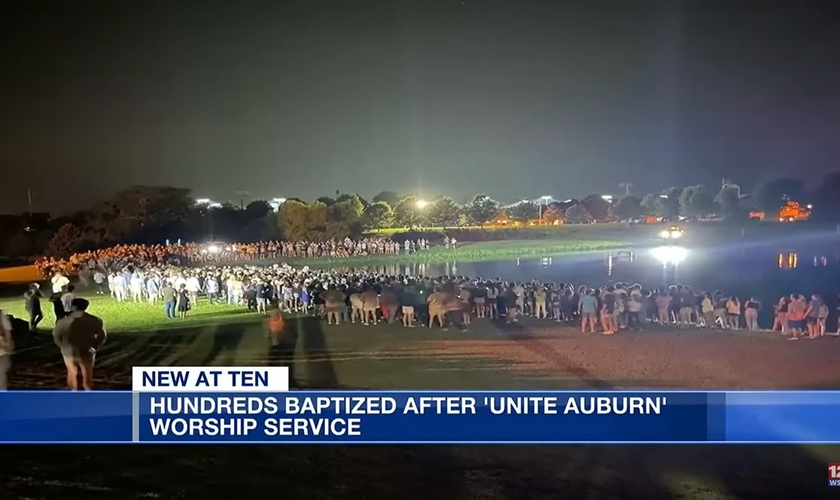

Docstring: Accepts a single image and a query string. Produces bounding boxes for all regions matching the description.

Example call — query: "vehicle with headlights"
[658,225,684,240]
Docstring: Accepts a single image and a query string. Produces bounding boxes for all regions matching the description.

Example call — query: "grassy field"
[367,220,840,244]
[224,239,626,268]
[1,296,840,499]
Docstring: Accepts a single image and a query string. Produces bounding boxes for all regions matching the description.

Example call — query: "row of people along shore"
[34,237,448,277]
[32,261,836,341]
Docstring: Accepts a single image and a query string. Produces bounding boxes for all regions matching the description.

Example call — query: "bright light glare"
[273,198,286,203]
[208,202,222,208]
[207,245,220,253]
[659,230,670,238]
[540,195,551,199]
[195,198,211,204]
[416,199,428,209]
[602,195,613,201]
[670,230,682,238]
[650,246,688,265]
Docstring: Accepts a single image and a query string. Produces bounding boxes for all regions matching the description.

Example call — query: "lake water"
[327,242,840,327]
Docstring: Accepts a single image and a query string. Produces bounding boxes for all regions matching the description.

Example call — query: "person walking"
[24,283,44,331]
[52,298,107,390]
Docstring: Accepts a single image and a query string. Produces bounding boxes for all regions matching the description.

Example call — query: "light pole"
[539,195,551,224]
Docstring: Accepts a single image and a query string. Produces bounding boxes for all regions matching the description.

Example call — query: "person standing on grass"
[92,269,106,294]
[52,298,107,391]
[176,284,191,319]
[61,285,76,316]
[0,310,13,390]
[162,282,177,319]
[24,283,44,331]
[51,271,69,296]
[51,285,68,321]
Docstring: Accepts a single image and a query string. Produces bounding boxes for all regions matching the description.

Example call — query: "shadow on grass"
[201,322,247,366]
[291,315,339,389]
[494,319,614,389]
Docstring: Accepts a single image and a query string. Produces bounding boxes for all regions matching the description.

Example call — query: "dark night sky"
[1,0,838,214]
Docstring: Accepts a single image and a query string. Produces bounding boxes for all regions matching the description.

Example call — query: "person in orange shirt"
[266,310,297,388]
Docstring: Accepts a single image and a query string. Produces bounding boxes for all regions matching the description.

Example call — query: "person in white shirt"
[93,270,106,294]
[111,273,127,302]
[0,310,13,390]
[146,275,160,304]
[61,285,76,314]
[51,272,69,295]
[186,276,201,306]
[130,272,145,302]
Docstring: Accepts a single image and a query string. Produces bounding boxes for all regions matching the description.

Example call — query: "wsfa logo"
[828,464,840,486]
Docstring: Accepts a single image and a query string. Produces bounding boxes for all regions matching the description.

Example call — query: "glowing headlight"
[670,230,682,238]
[660,230,670,238]
[651,246,688,265]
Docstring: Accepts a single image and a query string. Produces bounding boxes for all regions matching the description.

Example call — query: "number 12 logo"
[828,463,840,479]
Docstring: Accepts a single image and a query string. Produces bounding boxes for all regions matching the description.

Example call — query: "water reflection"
[323,245,840,301]
[778,252,798,269]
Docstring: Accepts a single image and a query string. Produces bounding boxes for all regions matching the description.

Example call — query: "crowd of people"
[6,239,835,392]
[29,257,838,341]
[33,237,438,277]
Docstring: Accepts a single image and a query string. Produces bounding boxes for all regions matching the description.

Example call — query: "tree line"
[2,173,840,261]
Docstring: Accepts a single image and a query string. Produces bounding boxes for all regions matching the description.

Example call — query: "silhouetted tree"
[362,201,394,229]
[564,204,593,223]
[508,201,540,221]
[715,185,744,219]
[427,196,462,227]
[609,196,642,220]
[465,194,500,225]
[579,194,610,221]
[752,177,806,213]
[679,185,716,218]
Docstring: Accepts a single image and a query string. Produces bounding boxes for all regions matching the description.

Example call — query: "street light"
[539,195,551,223]
[270,198,287,212]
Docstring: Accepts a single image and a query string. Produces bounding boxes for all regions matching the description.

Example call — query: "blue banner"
[0,390,839,444]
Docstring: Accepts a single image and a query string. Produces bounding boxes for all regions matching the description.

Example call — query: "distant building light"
[601,195,613,201]
[195,198,211,204]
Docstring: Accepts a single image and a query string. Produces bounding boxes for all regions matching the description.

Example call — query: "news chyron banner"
[1,366,840,443]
